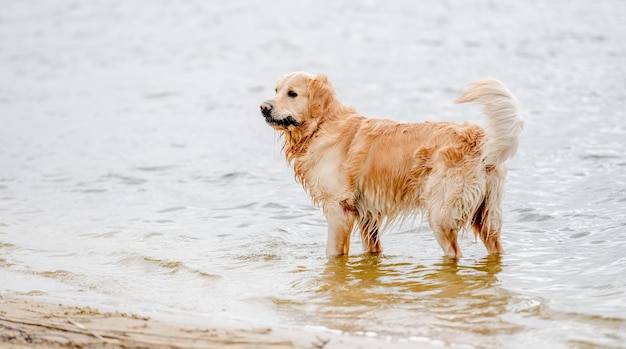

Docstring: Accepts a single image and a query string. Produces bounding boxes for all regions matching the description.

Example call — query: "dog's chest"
[301,146,346,200]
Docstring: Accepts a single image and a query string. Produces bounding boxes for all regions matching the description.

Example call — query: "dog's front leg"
[323,202,355,258]
[358,216,383,254]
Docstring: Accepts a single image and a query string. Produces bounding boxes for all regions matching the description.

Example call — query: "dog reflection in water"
[320,254,504,304]
[305,255,507,334]
[261,73,523,258]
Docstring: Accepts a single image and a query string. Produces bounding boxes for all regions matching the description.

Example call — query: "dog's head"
[260,72,336,133]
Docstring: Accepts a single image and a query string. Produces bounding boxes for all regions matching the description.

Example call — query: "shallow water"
[1,1,625,347]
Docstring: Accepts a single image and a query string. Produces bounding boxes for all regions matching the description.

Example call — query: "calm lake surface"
[1,1,625,347]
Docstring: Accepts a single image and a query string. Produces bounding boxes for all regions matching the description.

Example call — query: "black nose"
[260,102,273,116]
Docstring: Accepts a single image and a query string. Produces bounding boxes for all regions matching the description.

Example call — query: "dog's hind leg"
[477,228,504,254]
[472,201,504,255]
[431,224,462,258]
[426,175,464,258]
[472,170,505,255]
[324,202,356,258]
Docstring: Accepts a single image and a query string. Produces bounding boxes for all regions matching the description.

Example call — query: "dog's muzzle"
[260,101,299,127]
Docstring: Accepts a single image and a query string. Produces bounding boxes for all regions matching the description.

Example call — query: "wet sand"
[0,295,420,349]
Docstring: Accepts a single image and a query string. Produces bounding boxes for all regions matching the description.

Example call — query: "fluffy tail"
[455,78,524,166]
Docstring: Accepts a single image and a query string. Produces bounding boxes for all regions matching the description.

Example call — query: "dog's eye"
[288,90,298,98]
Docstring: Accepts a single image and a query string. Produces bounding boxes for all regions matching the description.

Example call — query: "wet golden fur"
[260,72,523,258]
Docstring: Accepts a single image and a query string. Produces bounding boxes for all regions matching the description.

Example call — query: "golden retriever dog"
[260,72,523,258]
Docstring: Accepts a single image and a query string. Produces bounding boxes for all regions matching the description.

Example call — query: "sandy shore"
[0,295,421,349]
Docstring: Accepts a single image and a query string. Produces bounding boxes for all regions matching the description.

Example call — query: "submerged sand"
[0,295,421,349]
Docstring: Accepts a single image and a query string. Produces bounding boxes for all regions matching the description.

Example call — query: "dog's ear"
[308,74,335,118]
